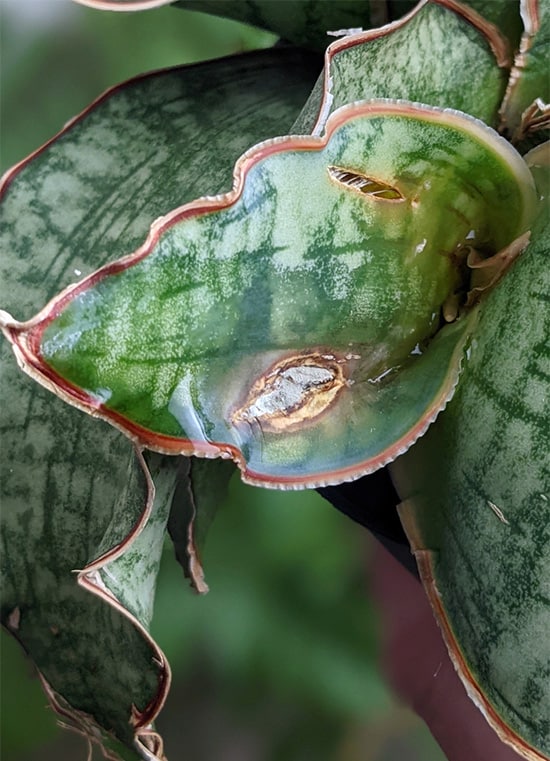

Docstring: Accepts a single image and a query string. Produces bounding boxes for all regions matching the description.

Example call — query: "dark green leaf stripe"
[293,0,510,135]
[4,102,536,488]
[392,153,550,759]
[0,49,319,758]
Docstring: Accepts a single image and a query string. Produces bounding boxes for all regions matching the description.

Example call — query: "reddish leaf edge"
[499,0,550,141]
[398,500,549,761]
[3,446,171,761]
[72,0,173,10]
[0,98,535,489]
[311,0,510,136]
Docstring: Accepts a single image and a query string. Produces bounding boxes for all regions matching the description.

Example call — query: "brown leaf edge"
[4,447,171,761]
[499,0,549,141]
[397,500,549,761]
[308,0,510,136]
[1,100,532,489]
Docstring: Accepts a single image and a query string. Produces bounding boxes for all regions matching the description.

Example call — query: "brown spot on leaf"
[231,352,348,432]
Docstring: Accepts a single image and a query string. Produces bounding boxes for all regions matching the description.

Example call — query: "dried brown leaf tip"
[231,352,350,432]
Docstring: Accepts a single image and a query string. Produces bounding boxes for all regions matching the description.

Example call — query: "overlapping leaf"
[0,48,320,759]
[390,145,550,760]
[293,0,511,135]
[2,102,536,488]
[500,0,550,146]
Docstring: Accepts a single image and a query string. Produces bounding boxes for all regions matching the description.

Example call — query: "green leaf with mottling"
[2,102,536,489]
[390,144,550,761]
[167,457,235,593]
[500,0,550,146]
[293,0,510,136]
[0,49,320,759]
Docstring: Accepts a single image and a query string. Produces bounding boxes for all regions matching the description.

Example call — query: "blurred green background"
[0,2,445,759]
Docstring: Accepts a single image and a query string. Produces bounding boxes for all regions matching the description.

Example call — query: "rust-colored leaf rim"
[72,0,173,10]
[3,447,170,761]
[499,0,546,136]
[0,98,535,488]
[311,0,510,136]
[398,500,549,761]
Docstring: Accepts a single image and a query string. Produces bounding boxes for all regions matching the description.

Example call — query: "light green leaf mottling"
[0,49,319,757]
[391,149,550,759]
[11,103,536,488]
[293,0,509,135]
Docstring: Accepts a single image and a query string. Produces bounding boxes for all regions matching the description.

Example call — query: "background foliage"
[0,2,446,759]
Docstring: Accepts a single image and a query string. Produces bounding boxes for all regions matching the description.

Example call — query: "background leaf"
[390,150,550,760]
[0,47,320,757]
[293,0,510,135]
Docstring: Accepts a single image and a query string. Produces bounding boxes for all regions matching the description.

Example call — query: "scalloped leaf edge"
[2,98,536,489]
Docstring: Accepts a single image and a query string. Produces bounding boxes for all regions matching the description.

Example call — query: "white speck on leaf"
[487,500,510,525]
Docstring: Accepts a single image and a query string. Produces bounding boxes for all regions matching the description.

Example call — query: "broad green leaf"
[390,146,550,760]
[500,0,550,146]
[293,0,510,135]
[0,384,175,759]
[167,457,235,593]
[2,102,536,489]
[0,49,320,758]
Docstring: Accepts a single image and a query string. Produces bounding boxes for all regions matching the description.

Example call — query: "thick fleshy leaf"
[500,0,550,145]
[0,49,320,758]
[2,102,537,489]
[167,458,235,593]
[0,386,177,760]
[293,0,510,135]
[390,145,550,760]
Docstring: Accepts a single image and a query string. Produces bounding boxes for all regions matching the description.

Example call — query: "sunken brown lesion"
[327,165,404,200]
[230,352,350,432]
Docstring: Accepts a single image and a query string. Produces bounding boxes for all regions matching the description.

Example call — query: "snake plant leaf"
[0,381,177,761]
[292,0,511,136]
[390,145,550,761]
[1,102,537,489]
[500,0,550,147]
[167,457,235,593]
[0,50,320,758]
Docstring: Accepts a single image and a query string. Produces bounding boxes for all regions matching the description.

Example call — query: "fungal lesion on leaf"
[230,352,351,432]
[327,165,404,200]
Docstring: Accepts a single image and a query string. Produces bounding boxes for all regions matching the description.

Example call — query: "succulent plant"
[1,1,548,759]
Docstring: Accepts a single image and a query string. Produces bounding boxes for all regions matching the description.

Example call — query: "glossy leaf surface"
[390,147,550,761]
[3,102,536,488]
[0,49,320,759]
